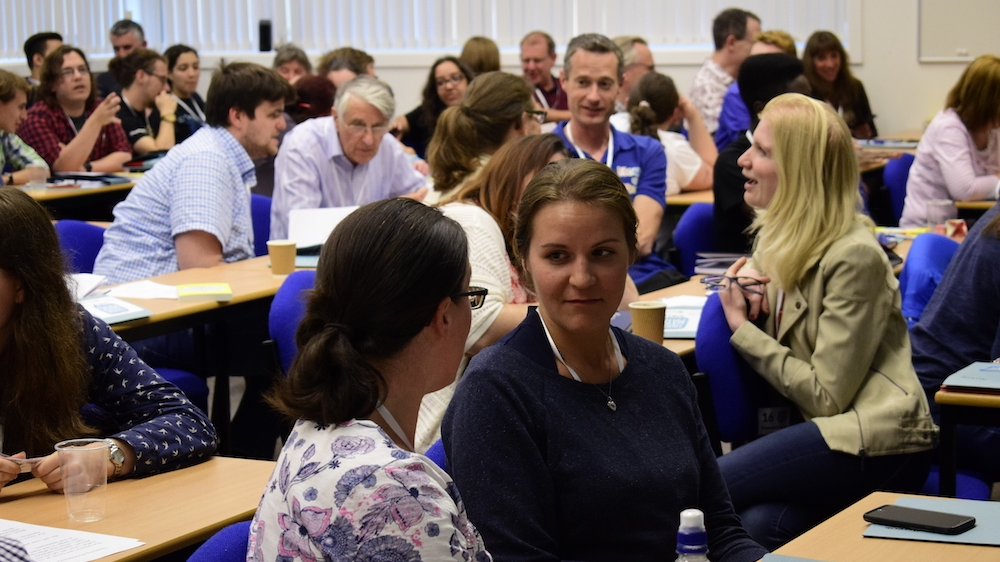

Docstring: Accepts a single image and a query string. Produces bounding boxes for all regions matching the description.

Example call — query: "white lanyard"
[534,87,551,110]
[538,312,624,382]
[172,94,206,122]
[564,122,614,170]
[122,96,152,136]
[66,113,82,136]
[375,404,414,451]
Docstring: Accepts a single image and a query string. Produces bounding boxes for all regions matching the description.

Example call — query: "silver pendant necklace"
[538,313,624,412]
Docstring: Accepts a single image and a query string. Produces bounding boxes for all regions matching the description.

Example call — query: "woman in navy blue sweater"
[443,159,765,562]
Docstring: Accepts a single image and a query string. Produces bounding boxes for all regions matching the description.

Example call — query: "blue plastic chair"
[883,153,915,226]
[269,270,317,374]
[920,466,992,500]
[424,438,449,474]
[251,194,272,258]
[157,367,209,415]
[898,233,960,328]
[694,293,800,444]
[54,220,106,273]
[187,520,251,562]
[673,202,716,277]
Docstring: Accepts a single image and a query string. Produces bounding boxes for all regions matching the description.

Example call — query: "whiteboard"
[919,0,1000,62]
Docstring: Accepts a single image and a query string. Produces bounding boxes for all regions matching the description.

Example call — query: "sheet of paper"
[660,295,709,308]
[288,206,359,248]
[66,273,108,301]
[105,280,178,299]
[0,519,143,562]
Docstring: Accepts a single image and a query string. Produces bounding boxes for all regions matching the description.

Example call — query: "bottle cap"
[677,508,708,554]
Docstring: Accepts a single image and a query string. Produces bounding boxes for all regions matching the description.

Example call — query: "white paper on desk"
[105,280,178,299]
[0,519,144,562]
[66,273,108,301]
[289,206,359,248]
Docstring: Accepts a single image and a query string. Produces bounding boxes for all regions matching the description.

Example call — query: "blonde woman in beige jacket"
[715,93,937,551]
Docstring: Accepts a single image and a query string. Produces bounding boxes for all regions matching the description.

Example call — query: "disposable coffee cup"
[55,438,109,522]
[628,301,666,343]
[925,199,956,229]
[267,240,297,275]
[25,162,48,188]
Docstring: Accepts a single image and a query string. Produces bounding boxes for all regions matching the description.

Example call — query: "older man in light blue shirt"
[270,75,427,240]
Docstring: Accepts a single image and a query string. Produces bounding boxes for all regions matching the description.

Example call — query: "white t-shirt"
[610,112,704,195]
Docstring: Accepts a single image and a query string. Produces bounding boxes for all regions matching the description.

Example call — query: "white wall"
[3,0,974,135]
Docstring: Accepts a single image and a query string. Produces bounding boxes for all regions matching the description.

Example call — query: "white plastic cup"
[926,199,956,229]
[55,438,109,522]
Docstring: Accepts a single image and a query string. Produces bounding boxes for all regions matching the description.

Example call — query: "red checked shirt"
[17,98,131,168]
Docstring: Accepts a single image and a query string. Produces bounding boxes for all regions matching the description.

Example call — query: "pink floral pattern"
[249,419,491,562]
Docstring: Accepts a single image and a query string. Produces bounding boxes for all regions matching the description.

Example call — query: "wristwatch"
[83,161,92,172]
[161,113,177,123]
[103,439,125,478]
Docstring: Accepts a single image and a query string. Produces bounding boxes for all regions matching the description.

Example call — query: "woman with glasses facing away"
[442,159,766,562]
[425,71,539,205]
[248,198,492,562]
[714,93,937,550]
[393,56,474,160]
[16,45,131,172]
[108,48,177,155]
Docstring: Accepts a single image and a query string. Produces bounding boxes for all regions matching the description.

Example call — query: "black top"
[117,98,160,149]
[173,93,207,145]
[399,104,441,160]
[713,133,755,253]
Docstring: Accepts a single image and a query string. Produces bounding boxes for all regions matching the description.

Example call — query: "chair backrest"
[883,153,915,226]
[269,270,317,374]
[187,520,251,562]
[695,293,801,443]
[898,233,960,328]
[424,438,449,474]
[54,220,106,273]
[673,202,717,277]
[251,194,272,257]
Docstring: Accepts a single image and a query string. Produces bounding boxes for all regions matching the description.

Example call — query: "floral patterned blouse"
[248,419,491,562]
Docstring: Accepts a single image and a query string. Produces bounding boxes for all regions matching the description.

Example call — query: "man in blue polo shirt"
[554,33,683,291]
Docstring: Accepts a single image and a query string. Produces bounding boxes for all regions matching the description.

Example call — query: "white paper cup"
[55,438,109,522]
[629,301,666,343]
[267,239,297,275]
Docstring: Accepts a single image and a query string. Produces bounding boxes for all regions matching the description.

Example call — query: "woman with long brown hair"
[0,189,215,492]
[425,71,536,204]
[801,31,877,138]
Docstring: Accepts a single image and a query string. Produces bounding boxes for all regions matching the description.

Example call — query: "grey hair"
[563,33,624,83]
[110,19,145,41]
[334,75,395,120]
[613,35,648,67]
[273,44,312,73]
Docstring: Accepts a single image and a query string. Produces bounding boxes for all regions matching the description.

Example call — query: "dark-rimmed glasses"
[525,109,547,124]
[456,286,488,309]
[701,276,764,295]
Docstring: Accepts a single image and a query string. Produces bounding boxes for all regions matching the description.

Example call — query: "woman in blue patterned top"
[248,198,491,562]
[0,189,217,492]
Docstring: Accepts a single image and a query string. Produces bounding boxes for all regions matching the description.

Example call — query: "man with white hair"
[270,75,427,239]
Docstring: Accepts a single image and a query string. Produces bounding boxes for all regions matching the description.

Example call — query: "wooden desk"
[0,457,274,562]
[667,190,713,208]
[23,182,134,202]
[640,276,707,358]
[776,491,997,561]
[956,200,996,211]
[111,256,293,450]
[934,388,1000,497]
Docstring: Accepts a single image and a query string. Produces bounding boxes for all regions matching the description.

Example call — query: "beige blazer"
[730,222,938,456]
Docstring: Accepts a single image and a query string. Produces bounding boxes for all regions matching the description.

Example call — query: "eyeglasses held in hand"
[701,276,764,295]
[456,286,489,309]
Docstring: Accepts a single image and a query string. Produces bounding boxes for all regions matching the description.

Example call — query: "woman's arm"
[929,121,1000,202]
[677,95,718,192]
[729,243,894,418]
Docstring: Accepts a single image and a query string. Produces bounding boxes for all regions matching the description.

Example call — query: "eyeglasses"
[525,109,547,124]
[456,286,488,309]
[701,276,765,295]
[59,66,90,79]
[435,73,467,88]
[149,73,170,84]
[344,123,391,137]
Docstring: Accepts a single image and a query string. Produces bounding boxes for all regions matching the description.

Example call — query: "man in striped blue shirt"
[95,62,295,284]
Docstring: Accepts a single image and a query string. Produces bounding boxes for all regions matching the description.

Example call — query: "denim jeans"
[717,421,932,550]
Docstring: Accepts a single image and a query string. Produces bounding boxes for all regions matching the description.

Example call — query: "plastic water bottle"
[675,508,709,562]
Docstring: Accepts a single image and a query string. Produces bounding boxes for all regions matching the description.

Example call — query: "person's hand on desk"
[0,452,26,490]
[30,438,137,492]
[718,256,770,332]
